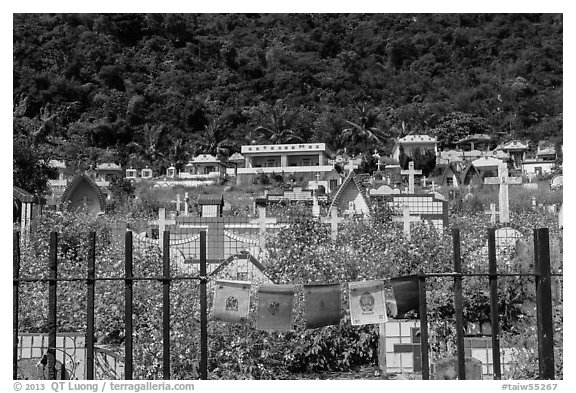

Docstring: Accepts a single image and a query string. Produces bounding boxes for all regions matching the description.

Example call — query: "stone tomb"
[384,320,421,373]
[372,193,448,234]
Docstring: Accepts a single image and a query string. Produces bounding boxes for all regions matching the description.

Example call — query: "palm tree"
[127,123,167,166]
[196,116,235,159]
[340,104,388,154]
[252,101,305,144]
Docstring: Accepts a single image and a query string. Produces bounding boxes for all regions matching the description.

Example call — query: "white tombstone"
[150,208,176,248]
[401,161,422,194]
[484,164,522,224]
[250,207,277,250]
[392,206,421,240]
[322,208,344,241]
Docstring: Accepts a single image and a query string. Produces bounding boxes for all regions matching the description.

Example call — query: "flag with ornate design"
[212,280,251,323]
[349,280,388,325]
[256,284,296,330]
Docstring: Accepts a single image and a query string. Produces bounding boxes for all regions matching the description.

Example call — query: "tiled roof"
[189,154,221,164]
[96,162,122,170]
[399,135,437,143]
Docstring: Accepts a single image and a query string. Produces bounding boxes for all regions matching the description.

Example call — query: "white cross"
[430,180,438,192]
[376,160,382,171]
[184,192,189,216]
[322,208,344,241]
[250,207,277,250]
[150,208,176,247]
[344,201,356,218]
[328,159,337,167]
[484,164,522,223]
[401,161,422,194]
[527,172,536,183]
[467,184,473,194]
[175,194,181,213]
[312,194,320,217]
[392,205,421,240]
[421,176,428,188]
[344,161,358,174]
[484,203,499,224]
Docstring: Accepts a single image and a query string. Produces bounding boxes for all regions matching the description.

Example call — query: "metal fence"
[13,225,561,380]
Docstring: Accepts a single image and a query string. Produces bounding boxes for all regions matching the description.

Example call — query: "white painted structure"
[238,143,335,175]
[392,135,438,161]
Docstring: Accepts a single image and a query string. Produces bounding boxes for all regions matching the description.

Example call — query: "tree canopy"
[14,14,563,182]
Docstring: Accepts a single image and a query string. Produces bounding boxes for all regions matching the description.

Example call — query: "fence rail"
[13,230,208,380]
[13,227,560,380]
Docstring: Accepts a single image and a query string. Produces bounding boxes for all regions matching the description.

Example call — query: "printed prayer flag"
[390,275,420,317]
[304,283,341,329]
[348,280,388,325]
[212,280,251,323]
[256,284,296,331]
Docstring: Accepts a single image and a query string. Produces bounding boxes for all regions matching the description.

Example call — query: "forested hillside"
[13,14,563,191]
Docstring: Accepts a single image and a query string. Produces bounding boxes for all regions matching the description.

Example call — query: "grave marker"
[401,161,422,194]
[322,209,344,241]
[150,208,176,247]
[250,207,277,250]
[344,161,358,174]
[393,206,421,240]
[484,164,522,223]
[484,203,499,224]
[175,194,181,213]
[184,192,189,216]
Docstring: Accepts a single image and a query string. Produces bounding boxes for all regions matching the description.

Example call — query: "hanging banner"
[212,280,251,323]
[390,275,420,317]
[304,283,341,329]
[348,280,388,325]
[256,284,296,330]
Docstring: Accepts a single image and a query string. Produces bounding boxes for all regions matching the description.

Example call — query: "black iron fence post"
[453,229,466,380]
[199,231,208,380]
[534,228,555,380]
[162,231,171,380]
[13,231,20,379]
[86,232,96,380]
[124,231,133,380]
[48,232,58,379]
[488,228,502,379]
[418,273,430,380]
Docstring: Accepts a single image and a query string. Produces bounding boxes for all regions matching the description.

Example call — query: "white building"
[238,143,335,177]
[392,135,438,162]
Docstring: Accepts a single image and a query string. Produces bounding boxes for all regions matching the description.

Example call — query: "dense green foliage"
[14,13,562,182]
[17,201,562,379]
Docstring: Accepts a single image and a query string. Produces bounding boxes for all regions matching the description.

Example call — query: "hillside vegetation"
[13,14,563,193]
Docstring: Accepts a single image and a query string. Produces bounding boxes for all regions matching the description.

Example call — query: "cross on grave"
[174,194,181,213]
[484,164,522,224]
[393,205,421,240]
[328,159,337,167]
[527,172,536,183]
[393,327,422,372]
[421,176,428,188]
[344,201,356,218]
[184,192,189,216]
[401,161,422,194]
[250,207,277,250]
[430,180,438,193]
[312,194,320,217]
[150,208,176,248]
[322,208,344,241]
[484,203,499,224]
[344,161,359,174]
